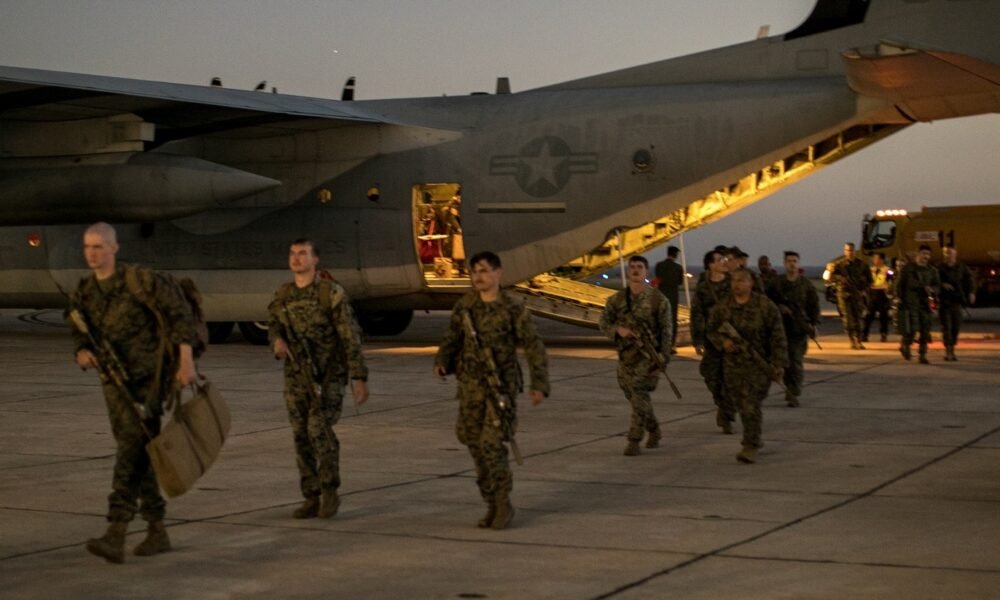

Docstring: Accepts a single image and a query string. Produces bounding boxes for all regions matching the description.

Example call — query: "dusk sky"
[2,0,998,267]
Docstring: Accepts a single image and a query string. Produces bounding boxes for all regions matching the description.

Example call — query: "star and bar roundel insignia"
[489,136,598,197]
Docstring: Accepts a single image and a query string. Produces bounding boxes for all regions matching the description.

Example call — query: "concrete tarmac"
[2,308,999,599]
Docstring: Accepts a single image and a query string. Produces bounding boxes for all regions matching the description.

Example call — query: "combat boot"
[919,354,930,365]
[736,446,758,464]
[133,520,171,557]
[900,345,912,361]
[716,409,733,435]
[292,496,319,519]
[477,499,497,528]
[785,392,800,408]
[318,490,341,519]
[849,336,859,350]
[86,521,127,564]
[623,440,642,456]
[880,334,888,343]
[491,492,515,530]
[645,428,662,449]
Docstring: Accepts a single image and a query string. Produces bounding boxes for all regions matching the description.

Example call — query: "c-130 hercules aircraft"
[0,0,997,342]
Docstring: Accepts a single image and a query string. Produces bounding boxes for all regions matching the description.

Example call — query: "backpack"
[125,265,209,359]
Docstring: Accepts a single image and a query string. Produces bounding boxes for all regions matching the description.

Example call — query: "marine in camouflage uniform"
[690,249,734,432]
[937,246,975,361]
[766,251,820,407]
[896,245,941,363]
[68,222,198,563]
[434,251,548,530]
[830,242,873,349]
[268,239,369,519]
[600,255,672,456]
[707,268,788,463]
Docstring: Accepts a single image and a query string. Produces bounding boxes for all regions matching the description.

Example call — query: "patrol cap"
[729,246,749,258]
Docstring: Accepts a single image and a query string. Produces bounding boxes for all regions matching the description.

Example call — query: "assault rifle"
[277,306,360,416]
[67,308,149,421]
[461,311,524,465]
[632,322,682,399]
[796,307,822,351]
[717,321,786,392]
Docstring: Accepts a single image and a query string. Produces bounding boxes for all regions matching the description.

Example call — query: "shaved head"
[85,222,118,245]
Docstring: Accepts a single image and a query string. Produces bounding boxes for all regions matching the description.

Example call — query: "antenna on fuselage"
[496,77,511,94]
[341,77,356,101]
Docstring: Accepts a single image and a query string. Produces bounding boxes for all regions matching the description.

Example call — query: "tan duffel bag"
[147,381,230,498]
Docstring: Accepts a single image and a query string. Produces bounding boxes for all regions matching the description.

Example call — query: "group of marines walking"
[66,223,975,564]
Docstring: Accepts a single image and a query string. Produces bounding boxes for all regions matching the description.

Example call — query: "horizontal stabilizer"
[843,45,1000,121]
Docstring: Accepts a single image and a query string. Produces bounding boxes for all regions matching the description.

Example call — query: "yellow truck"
[860,204,1000,305]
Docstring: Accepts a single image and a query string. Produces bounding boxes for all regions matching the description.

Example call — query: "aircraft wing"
[0,65,462,225]
[0,64,397,144]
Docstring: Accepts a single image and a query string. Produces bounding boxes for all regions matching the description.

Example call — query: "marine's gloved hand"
[433,365,448,381]
[529,390,544,406]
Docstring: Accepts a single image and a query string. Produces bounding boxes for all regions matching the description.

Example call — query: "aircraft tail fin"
[534,0,999,99]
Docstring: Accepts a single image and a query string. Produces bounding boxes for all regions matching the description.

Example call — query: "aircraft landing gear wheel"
[238,321,270,345]
[207,321,235,344]
[357,310,414,336]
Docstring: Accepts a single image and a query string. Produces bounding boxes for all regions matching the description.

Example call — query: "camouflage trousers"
[285,376,344,499]
[456,386,516,500]
[838,293,866,339]
[783,335,808,397]
[938,303,963,348]
[724,378,770,449]
[102,380,165,523]
[617,364,660,442]
[900,308,933,356]
[699,346,734,420]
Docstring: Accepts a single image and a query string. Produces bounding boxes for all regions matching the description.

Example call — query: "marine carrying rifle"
[277,305,360,416]
[632,322,682,399]
[717,321,786,392]
[795,307,822,351]
[67,308,151,424]
[461,311,523,466]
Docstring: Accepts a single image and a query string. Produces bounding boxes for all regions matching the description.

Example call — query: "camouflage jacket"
[267,279,368,383]
[690,273,731,347]
[67,263,197,384]
[766,275,820,338]
[831,256,872,297]
[706,293,788,378]
[434,290,549,398]
[599,286,672,365]
[897,263,941,312]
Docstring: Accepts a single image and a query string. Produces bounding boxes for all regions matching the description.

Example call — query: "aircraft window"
[864,219,896,250]
[413,183,467,286]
